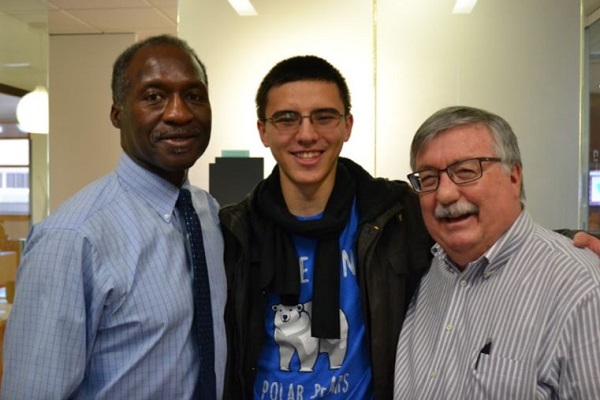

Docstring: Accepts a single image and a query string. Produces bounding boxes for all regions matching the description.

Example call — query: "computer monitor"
[589,170,600,206]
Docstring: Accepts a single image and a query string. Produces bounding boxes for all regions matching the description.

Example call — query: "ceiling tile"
[49,10,101,34]
[158,6,177,23]
[147,0,178,7]
[65,8,175,32]
[0,0,49,14]
[48,0,153,10]
[4,11,48,26]
[586,0,600,15]
[135,27,178,39]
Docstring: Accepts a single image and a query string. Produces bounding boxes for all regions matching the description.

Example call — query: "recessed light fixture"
[227,0,257,16]
[453,0,478,14]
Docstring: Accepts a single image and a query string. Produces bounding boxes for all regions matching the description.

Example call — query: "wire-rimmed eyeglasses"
[265,109,346,134]
[407,157,503,193]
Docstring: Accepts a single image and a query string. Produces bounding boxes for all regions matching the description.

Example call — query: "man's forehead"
[266,80,342,108]
[129,44,207,84]
[416,125,494,163]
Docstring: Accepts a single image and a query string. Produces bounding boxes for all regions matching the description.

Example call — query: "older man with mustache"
[394,106,600,399]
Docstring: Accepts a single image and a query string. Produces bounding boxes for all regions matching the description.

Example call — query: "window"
[0,138,30,216]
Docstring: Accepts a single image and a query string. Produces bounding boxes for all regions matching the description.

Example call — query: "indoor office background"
[1,0,600,247]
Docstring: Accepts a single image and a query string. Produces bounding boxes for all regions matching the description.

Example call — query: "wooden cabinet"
[0,252,17,288]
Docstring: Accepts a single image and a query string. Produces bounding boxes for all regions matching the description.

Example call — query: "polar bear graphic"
[271,301,348,372]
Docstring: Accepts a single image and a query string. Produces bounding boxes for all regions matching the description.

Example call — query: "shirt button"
[445,323,453,332]
[460,280,467,287]
[483,271,492,279]
[430,370,438,378]
[163,213,170,220]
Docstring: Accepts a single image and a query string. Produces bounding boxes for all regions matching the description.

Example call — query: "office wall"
[180,0,583,229]
[48,34,135,211]
[179,0,375,192]
[376,0,582,229]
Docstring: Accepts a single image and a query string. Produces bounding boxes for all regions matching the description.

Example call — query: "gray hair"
[410,105,525,199]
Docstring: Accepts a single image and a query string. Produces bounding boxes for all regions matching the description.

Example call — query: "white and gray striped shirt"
[394,211,600,399]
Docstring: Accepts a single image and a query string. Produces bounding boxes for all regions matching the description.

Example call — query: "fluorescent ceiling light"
[227,0,257,16]
[1,63,31,68]
[452,0,478,14]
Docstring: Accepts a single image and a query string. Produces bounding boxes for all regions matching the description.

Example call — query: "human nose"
[435,171,460,203]
[163,95,193,124]
[295,116,319,141]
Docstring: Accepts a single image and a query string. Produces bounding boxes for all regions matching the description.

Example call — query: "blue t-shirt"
[254,200,374,400]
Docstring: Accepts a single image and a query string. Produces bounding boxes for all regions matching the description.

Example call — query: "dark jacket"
[219,158,435,400]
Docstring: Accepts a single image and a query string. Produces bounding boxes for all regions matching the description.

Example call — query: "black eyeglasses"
[407,157,503,193]
[265,109,346,134]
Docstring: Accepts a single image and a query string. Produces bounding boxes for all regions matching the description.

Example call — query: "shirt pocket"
[468,353,529,400]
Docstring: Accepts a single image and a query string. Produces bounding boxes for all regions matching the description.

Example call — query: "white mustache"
[434,201,479,219]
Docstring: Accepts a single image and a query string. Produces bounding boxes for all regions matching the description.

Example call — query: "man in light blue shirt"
[2,35,227,399]
[394,106,600,399]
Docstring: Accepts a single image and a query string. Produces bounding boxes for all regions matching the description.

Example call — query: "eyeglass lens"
[410,158,493,193]
[268,110,344,132]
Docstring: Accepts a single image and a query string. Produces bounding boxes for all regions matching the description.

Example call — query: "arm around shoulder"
[561,286,600,398]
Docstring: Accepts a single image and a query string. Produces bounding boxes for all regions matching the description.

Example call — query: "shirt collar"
[116,153,190,223]
[431,209,533,279]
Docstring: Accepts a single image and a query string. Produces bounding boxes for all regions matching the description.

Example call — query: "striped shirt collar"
[116,153,190,223]
[432,209,532,280]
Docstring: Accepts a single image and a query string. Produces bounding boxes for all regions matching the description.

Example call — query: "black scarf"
[256,163,356,338]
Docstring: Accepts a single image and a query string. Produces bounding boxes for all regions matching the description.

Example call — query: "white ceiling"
[2,0,600,125]
[0,0,177,125]
[1,0,598,37]
[587,0,600,21]
[2,0,177,37]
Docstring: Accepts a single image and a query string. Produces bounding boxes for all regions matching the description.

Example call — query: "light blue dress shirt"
[1,154,227,400]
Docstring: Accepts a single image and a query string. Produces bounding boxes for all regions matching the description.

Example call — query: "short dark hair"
[255,55,351,120]
[111,34,208,106]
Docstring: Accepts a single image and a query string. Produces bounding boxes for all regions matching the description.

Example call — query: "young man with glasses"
[220,55,431,399]
[394,106,600,399]
[220,57,599,400]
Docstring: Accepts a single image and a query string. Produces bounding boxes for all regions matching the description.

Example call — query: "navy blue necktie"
[176,188,216,400]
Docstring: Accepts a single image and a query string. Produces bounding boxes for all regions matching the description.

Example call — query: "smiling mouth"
[441,214,471,222]
[438,212,478,224]
[161,133,196,141]
[160,135,199,155]
[294,151,322,159]
[159,133,199,147]
[154,127,200,141]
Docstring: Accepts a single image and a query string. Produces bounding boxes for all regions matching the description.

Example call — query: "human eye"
[189,93,207,103]
[311,110,340,126]
[271,111,299,127]
[187,90,209,104]
[450,160,480,180]
[418,171,439,190]
[141,90,164,104]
